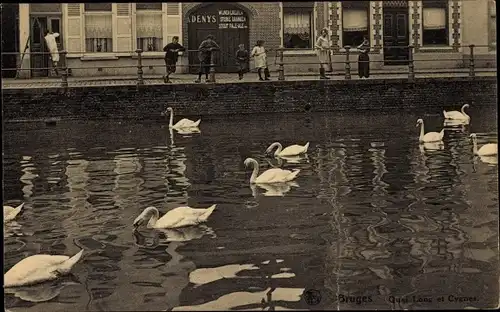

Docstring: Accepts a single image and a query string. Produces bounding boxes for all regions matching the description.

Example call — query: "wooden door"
[383,9,409,65]
[187,4,250,74]
[30,17,48,77]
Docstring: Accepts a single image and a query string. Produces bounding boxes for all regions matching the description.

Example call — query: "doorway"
[30,15,63,77]
[188,4,250,73]
[1,3,20,78]
[383,6,410,65]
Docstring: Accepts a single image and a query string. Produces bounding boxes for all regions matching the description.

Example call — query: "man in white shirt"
[44,30,60,75]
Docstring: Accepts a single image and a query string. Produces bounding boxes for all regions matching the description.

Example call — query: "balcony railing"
[1,44,495,89]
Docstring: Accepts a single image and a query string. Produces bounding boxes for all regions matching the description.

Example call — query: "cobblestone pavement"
[2,69,496,89]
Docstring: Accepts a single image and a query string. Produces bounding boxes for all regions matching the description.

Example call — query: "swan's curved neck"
[248,160,260,183]
[471,137,478,155]
[272,143,283,155]
[168,110,174,128]
[461,105,469,118]
[147,208,160,228]
[419,122,425,141]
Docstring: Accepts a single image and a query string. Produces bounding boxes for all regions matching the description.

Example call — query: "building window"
[422,0,449,46]
[342,1,370,48]
[490,0,496,48]
[84,3,113,52]
[136,3,163,52]
[283,9,313,49]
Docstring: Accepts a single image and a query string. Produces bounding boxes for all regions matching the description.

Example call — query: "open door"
[30,17,49,77]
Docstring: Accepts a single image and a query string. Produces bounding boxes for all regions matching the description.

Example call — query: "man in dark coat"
[163,36,185,83]
[195,35,220,83]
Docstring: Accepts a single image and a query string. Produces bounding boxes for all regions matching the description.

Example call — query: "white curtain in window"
[342,9,368,31]
[423,8,446,30]
[85,14,113,38]
[490,0,496,17]
[136,14,162,38]
[284,12,310,34]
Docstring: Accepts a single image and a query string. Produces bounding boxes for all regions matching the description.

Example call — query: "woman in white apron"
[44,30,60,76]
[251,40,270,81]
[315,28,331,79]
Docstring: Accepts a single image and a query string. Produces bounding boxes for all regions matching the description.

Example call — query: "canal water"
[3,108,498,311]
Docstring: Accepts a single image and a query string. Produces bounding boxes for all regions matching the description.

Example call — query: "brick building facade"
[9,1,497,78]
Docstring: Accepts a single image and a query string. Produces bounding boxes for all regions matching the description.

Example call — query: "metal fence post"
[344,46,351,80]
[60,50,68,89]
[136,49,144,86]
[278,47,285,81]
[408,45,415,82]
[209,50,217,83]
[469,44,475,78]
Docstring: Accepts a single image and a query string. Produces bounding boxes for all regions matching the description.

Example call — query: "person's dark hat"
[206,34,215,40]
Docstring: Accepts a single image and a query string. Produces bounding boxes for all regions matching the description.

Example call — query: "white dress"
[315,35,331,69]
[44,33,60,62]
[251,46,267,69]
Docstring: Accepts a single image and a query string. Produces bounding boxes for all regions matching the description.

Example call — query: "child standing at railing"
[251,40,270,81]
[236,44,249,80]
[357,36,370,79]
[315,28,331,80]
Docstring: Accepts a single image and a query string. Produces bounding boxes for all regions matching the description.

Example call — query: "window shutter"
[164,3,181,44]
[66,3,83,54]
[116,3,132,53]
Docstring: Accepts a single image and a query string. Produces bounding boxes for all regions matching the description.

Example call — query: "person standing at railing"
[315,28,331,80]
[195,35,220,83]
[44,30,60,76]
[163,36,185,83]
[357,36,370,79]
[251,40,270,81]
[236,44,249,80]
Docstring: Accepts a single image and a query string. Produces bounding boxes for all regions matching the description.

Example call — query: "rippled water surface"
[3,108,499,311]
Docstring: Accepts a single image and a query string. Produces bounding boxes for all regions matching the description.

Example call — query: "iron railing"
[1,44,496,88]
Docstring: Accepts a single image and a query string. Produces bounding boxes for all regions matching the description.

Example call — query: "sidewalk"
[2,68,496,89]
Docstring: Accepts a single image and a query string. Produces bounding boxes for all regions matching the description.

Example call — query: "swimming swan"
[470,133,498,156]
[4,203,24,222]
[244,158,300,184]
[416,119,444,143]
[4,249,84,287]
[265,142,310,157]
[443,104,470,121]
[163,107,201,129]
[133,205,216,229]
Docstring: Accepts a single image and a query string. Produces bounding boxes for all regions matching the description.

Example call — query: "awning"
[343,9,368,32]
[423,7,446,30]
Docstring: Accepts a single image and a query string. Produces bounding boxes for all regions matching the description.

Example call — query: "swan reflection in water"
[419,141,444,153]
[266,155,309,167]
[443,118,469,132]
[250,181,299,197]
[472,155,498,173]
[4,275,81,303]
[133,224,216,246]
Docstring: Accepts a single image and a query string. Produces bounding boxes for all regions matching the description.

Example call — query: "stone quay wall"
[2,77,497,122]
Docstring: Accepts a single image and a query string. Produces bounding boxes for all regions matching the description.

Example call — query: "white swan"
[416,119,444,143]
[244,158,300,184]
[265,142,310,157]
[133,205,216,229]
[4,203,24,222]
[470,133,498,156]
[443,104,470,121]
[163,107,201,129]
[4,249,84,287]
